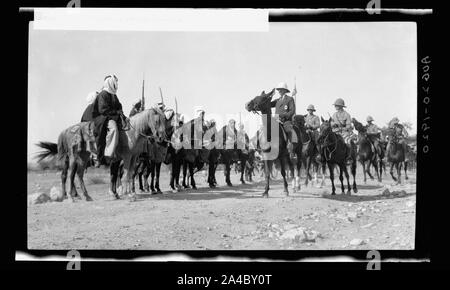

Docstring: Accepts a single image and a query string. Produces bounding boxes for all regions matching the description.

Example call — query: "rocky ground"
[27,166,416,250]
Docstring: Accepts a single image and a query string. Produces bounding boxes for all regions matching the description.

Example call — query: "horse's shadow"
[125,178,289,201]
[320,191,416,203]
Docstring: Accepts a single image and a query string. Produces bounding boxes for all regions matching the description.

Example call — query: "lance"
[175,97,179,129]
[141,73,145,111]
[293,76,297,114]
[159,87,164,105]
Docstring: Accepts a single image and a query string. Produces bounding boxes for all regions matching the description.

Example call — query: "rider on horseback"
[365,116,382,156]
[331,98,357,162]
[270,82,297,146]
[92,74,126,164]
[386,117,409,154]
[305,104,321,143]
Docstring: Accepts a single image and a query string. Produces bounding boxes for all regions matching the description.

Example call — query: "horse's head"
[293,114,306,128]
[245,89,275,114]
[351,118,366,135]
[318,117,333,145]
[150,108,167,141]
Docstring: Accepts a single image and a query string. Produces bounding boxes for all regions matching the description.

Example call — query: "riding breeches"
[104,120,119,157]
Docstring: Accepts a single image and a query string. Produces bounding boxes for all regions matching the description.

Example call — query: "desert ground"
[27,165,416,250]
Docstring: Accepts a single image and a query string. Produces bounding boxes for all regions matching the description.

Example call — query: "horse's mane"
[129,108,164,137]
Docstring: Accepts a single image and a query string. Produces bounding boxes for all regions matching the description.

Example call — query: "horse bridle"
[319,129,338,161]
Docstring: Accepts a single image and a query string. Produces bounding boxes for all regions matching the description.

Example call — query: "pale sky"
[28,21,417,162]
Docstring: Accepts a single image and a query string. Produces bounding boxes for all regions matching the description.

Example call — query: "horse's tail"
[35,141,58,162]
[56,131,69,161]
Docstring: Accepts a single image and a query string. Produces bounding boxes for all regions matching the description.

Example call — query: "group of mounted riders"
[38,74,414,201]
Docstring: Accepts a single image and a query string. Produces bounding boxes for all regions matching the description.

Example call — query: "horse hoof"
[262,193,269,198]
[353,188,358,193]
[85,196,93,202]
[227,183,233,187]
[347,191,352,195]
[191,186,197,190]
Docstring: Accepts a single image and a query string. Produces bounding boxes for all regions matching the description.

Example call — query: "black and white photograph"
[12,3,437,272]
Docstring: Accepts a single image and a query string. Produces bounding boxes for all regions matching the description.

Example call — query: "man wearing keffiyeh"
[92,74,124,163]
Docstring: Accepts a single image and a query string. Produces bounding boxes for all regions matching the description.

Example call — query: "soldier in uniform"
[305,104,320,142]
[330,98,356,160]
[386,117,408,153]
[270,82,297,144]
[365,116,382,156]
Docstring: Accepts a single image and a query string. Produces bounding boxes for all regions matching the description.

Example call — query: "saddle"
[71,122,97,153]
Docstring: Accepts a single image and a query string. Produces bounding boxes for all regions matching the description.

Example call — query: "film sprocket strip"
[14,2,434,272]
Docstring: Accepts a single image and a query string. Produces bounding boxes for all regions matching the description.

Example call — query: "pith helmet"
[276,82,290,93]
[333,98,346,107]
[366,116,374,122]
[307,104,316,111]
[391,117,400,124]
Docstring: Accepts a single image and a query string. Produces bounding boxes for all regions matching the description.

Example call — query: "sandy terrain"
[27,166,416,250]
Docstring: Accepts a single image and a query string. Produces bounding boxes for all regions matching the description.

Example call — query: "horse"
[351,118,382,183]
[245,89,299,197]
[214,128,252,187]
[386,129,406,184]
[404,144,416,177]
[168,118,212,190]
[293,115,326,188]
[35,122,97,202]
[109,108,166,200]
[317,118,358,195]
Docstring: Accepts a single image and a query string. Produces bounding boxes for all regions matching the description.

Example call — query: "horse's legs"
[321,162,327,187]
[169,161,176,191]
[338,165,345,194]
[343,165,352,195]
[351,159,358,193]
[109,161,120,199]
[68,159,78,201]
[378,159,383,182]
[207,161,214,188]
[305,156,312,187]
[189,162,197,190]
[262,160,270,197]
[280,157,289,196]
[76,160,93,201]
[61,157,69,199]
[367,159,375,180]
[371,158,381,183]
[149,161,156,193]
[390,162,397,182]
[397,162,402,185]
[182,161,189,189]
[361,161,367,184]
[225,162,232,186]
[328,163,336,195]
[240,159,246,184]
[143,160,151,192]
[155,162,162,193]
[404,161,409,180]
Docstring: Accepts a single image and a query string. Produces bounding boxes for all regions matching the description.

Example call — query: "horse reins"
[322,131,338,161]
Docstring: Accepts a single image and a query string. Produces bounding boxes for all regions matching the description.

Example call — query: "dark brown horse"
[386,129,406,184]
[245,89,297,197]
[352,118,382,183]
[317,118,358,195]
[292,115,326,188]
